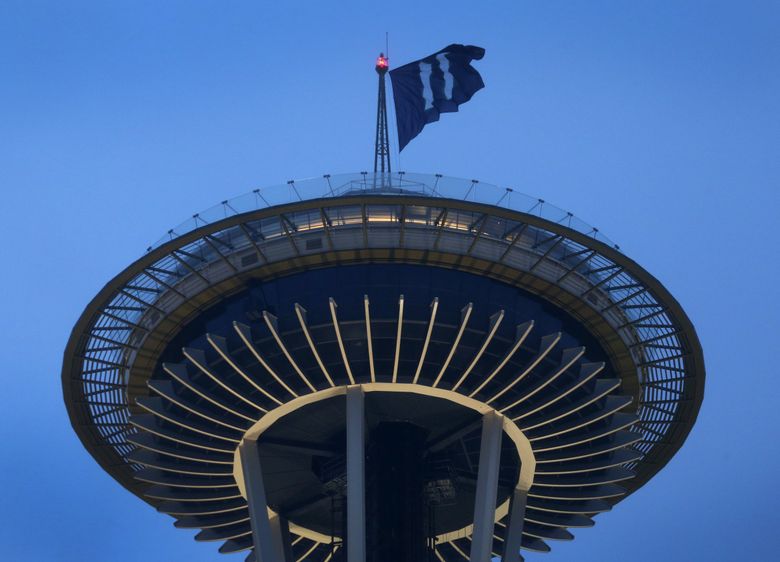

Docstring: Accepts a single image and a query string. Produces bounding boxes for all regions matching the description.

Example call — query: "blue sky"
[1,1,778,560]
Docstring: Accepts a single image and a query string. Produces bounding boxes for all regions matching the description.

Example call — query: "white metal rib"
[432,302,474,388]
[128,418,236,453]
[469,320,534,398]
[150,379,247,432]
[145,489,243,504]
[486,332,561,405]
[162,501,247,517]
[412,297,439,384]
[150,484,241,506]
[135,401,240,444]
[202,528,251,542]
[129,455,232,477]
[499,347,586,414]
[134,472,237,490]
[535,451,642,474]
[448,540,470,560]
[233,321,299,398]
[163,363,257,423]
[528,487,624,501]
[296,541,319,561]
[451,309,505,392]
[364,295,376,382]
[529,395,633,442]
[294,304,335,387]
[513,362,606,422]
[176,513,250,529]
[322,546,340,562]
[207,334,284,406]
[329,298,355,384]
[520,379,622,431]
[183,348,268,414]
[263,311,317,393]
[532,462,642,484]
[533,417,639,454]
[392,294,405,383]
[129,437,233,465]
[521,512,593,529]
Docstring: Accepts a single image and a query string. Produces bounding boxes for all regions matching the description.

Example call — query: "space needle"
[62,48,704,562]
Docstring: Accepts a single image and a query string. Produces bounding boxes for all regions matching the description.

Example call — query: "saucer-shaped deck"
[62,173,704,560]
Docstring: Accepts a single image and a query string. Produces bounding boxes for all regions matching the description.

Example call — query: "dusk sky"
[1,1,778,561]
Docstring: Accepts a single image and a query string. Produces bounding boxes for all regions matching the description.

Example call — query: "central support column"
[366,422,428,562]
[470,411,504,562]
[346,385,366,562]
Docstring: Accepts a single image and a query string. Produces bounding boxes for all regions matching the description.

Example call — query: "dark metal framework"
[374,54,391,174]
[62,173,704,561]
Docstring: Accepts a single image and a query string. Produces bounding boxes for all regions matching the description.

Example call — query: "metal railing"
[147,172,620,253]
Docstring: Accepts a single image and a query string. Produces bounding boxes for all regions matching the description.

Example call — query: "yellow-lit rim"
[232,382,536,543]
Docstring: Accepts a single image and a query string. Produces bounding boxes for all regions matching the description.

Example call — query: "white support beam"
[363,296,376,382]
[412,297,439,384]
[452,310,505,392]
[470,411,504,562]
[329,298,355,384]
[346,385,366,562]
[391,294,405,383]
[240,438,288,562]
[433,302,473,387]
[501,487,528,562]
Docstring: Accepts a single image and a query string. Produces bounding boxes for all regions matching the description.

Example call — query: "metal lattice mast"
[374,53,391,175]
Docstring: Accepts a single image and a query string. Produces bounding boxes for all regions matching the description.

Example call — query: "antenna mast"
[374,53,391,175]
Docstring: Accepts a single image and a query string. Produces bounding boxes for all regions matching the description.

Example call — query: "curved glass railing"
[147,172,621,253]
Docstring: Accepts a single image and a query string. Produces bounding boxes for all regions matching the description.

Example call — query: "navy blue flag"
[389,44,485,151]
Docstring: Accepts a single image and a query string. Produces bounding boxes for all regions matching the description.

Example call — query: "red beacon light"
[375,53,389,72]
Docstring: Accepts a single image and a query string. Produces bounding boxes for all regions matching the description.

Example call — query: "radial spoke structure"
[61,172,704,562]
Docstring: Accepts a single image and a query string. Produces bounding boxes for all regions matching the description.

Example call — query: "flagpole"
[374,53,391,180]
